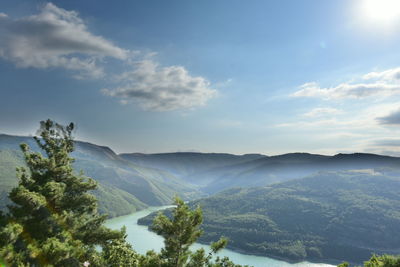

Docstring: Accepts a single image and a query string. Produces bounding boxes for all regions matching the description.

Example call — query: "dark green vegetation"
[0,120,124,266]
[339,254,400,267]
[194,171,400,263]
[0,134,201,218]
[140,170,400,263]
[0,120,243,267]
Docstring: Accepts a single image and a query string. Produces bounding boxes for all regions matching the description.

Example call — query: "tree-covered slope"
[139,170,400,263]
[197,171,400,263]
[0,134,202,217]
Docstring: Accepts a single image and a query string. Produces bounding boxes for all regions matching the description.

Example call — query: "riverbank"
[106,206,335,267]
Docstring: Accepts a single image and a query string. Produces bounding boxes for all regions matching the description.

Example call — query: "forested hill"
[139,170,400,263]
[0,134,202,217]
[196,170,400,263]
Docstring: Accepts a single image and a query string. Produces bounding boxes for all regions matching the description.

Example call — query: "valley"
[1,134,400,264]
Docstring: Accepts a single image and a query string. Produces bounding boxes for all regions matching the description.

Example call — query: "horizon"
[2,1,400,156]
[2,131,399,158]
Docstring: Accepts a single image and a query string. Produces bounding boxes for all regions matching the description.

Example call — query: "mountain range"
[3,133,400,217]
[2,133,400,263]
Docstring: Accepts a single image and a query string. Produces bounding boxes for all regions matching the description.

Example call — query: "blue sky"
[2,0,400,155]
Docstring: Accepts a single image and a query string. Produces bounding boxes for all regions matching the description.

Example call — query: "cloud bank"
[0,3,128,78]
[102,60,217,111]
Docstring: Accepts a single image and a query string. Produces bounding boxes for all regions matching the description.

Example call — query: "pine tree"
[149,197,247,267]
[0,119,123,266]
[0,119,245,267]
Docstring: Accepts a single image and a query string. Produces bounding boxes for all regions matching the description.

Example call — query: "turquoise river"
[105,206,337,267]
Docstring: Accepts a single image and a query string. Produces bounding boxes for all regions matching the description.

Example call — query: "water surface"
[105,206,336,267]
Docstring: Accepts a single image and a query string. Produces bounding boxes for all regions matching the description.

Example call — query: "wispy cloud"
[372,139,400,147]
[377,109,400,125]
[292,81,400,99]
[275,118,376,130]
[363,67,400,81]
[0,3,128,78]
[102,60,217,111]
[292,67,400,100]
[303,107,342,117]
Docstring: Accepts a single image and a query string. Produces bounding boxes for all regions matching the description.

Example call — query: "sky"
[2,0,400,156]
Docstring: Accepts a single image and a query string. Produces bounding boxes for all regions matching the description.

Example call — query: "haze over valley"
[1,133,400,264]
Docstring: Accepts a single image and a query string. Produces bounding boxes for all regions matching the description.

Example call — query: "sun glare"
[361,0,400,25]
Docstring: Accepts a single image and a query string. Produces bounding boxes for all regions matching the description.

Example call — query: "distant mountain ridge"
[122,150,400,193]
[3,133,400,216]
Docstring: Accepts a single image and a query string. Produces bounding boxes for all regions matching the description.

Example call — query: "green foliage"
[138,171,400,263]
[144,196,247,267]
[0,120,243,267]
[0,119,123,266]
[338,254,400,267]
[152,197,203,266]
[363,255,400,267]
[102,227,140,267]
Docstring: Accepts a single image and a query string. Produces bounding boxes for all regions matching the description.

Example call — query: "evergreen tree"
[338,254,400,267]
[148,197,247,267]
[0,119,244,267]
[0,119,122,266]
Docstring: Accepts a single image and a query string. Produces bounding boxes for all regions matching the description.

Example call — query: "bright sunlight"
[360,0,400,25]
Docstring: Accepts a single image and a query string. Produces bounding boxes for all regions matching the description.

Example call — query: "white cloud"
[275,118,376,130]
[363,67,400,81]
[0,3,128,78]
[102,60,217,111]
[303,107,342,117]
[291,67,400,100]
[0,3,217,111]
[292,81,400,99]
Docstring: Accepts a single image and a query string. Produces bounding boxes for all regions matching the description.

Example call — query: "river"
[105,206,336,267]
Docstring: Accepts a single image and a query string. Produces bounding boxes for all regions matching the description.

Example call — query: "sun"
[360,0,400,25]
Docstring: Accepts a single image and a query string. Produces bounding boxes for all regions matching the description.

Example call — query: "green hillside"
[139,170,400,263]
[0,134,202,217]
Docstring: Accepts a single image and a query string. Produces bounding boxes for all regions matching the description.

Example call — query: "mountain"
[139,170,400,263]
[122,151,400,193]
[0,134,202,217]
[120,152,265,180]
[190,170,400,263]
